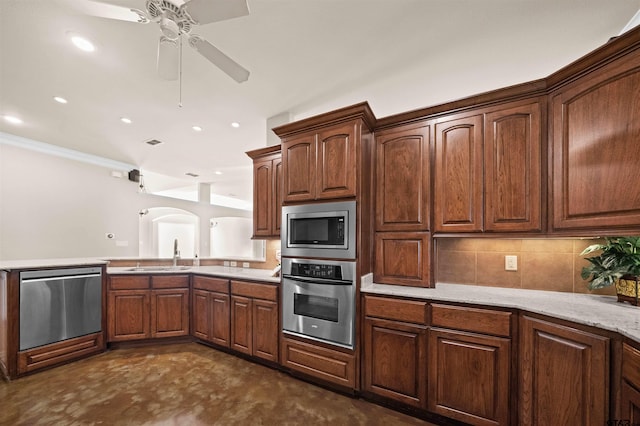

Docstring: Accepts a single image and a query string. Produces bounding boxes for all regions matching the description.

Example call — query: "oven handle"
[282,274,353,286]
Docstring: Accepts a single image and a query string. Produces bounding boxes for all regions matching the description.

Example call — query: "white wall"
[0,143,250,260]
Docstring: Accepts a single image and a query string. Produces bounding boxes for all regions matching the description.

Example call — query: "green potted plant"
[581,236,640,306]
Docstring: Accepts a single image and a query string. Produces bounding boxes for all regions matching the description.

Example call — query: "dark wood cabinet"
[107,274,189,342]
[362,296,428,407]
[375,122,430,232]
[484,101,543,232]
[550,52,640,232]
[230,280,279,362]
[192,275,230,347]
[434,114,484,232]
[428,328,510,425]
[374,231,430,287]
[519,315,609,426]
[247,146,282,238]
[281,121,359,202]
[621,343,640,423]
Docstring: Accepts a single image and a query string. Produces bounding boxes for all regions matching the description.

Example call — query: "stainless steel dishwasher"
[19,267,102,351]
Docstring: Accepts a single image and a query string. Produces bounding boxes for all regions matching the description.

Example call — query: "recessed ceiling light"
[214,171,223,175]
[3,115,23,125]
[231,122,240,128]
[145,139,163,146]
[185,172,199,177]
[192,125,202,132]
[53,96,68,104]
[120,117,132,124]
[70,34,95,52]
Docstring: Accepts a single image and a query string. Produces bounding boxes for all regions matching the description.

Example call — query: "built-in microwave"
[281,200,356,259]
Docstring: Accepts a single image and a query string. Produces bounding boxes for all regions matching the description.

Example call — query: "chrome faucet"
[173,239,180,267]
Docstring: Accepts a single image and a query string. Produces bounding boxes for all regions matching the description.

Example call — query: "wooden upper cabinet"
[282,132,317,202]
[434,114,484,232]
[375,122,430,231]
[484,101,543,232]
[282,121,359,202]
[316,122,357,200]
[247,146,282,238]
[551,52,640,232]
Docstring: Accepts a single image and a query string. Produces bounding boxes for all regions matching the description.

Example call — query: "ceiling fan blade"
[157,36,179,80]
[182,0,249,25]
[66,0,150,23]
[189,36,250,83]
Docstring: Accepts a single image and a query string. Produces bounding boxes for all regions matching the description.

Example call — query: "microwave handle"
[282,274,353,286]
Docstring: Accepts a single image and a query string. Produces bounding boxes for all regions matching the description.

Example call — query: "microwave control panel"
[290,262,343,280]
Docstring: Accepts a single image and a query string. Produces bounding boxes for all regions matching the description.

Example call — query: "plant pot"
[615,275,639,306]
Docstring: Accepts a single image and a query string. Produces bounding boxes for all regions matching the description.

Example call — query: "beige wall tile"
[476,252,522,288]
[436,238,479,252]
[474,239,522,253]
[521,239,573,253]
[521,252,573,292]
[436,250,476,284]
[573,238,603,254]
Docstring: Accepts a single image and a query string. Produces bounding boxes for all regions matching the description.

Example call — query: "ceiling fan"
[70,0,250,83]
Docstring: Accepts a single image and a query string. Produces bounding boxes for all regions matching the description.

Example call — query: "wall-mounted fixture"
[128,169,141,182]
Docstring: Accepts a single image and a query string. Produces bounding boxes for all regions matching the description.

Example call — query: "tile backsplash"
[435,238,615,295]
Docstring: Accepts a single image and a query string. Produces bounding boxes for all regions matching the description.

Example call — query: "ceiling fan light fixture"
[159,16,180,40]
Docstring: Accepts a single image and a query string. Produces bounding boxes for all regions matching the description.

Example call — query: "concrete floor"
[1,342,434,425]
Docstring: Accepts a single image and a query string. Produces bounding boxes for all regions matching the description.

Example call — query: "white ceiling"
[1,0,639,202]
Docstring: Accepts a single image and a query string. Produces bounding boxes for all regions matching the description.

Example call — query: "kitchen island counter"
[361,274,640,342]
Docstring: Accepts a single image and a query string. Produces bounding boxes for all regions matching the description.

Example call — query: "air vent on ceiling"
[185,172,199,177]
[145,139,163,146]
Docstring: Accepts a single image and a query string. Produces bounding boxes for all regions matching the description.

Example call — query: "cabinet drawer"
[17,332,104,375]
[623,343,640,387]
[193,275,229,293]
[364,295,427,324]
[151,274,189,289]
[431,304,511,337]
[281,337,356,389]
[109,275,149,290]
[231,280,278,302]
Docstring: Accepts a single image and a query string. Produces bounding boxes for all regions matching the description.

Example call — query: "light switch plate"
[505,255,518,271]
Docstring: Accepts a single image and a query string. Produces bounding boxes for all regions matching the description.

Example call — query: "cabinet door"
[484,102,542,232]
[375,123,430,231]
[252,157,273,237]
[230,295,252,355]
[434,114,483,232]
[362,317,427,408]
[192,289,210,341]
[211,292,230,348]
[316,121,357,199]
[374,231,430,287]
[108,290,150,342]
[551,54,640,230]
[520,316,609,426]
[151,289,189,338]
[282,132,316,202]
[621,381,640,424]
[252,299,278,362]
[428,327,510,426]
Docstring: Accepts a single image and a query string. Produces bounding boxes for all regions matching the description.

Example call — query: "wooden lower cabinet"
[519,316,609,426]
[428,327,511,425]
[230,280,279,363]
[107,274,189,342]
[621,343,640,422]
[280,336,356,389]
[192,276,230,347]
[363,317,427,408]
[17,332,104,375]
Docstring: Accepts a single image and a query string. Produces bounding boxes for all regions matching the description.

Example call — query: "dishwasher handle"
[20,273,102,283]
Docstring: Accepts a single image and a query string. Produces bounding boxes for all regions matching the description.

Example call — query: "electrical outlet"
[242,262,250,268]
[505,255,518,271]
[223,261,230,267]
[230,261,237,267]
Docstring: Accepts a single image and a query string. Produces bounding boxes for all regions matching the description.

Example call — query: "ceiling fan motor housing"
[146,0,193,36]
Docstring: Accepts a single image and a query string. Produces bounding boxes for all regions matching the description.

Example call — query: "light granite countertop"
[0,258,109,271]
[107,265,280,283]
[361,274,640,343]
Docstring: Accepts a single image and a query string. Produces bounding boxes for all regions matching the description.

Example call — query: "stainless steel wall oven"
[281,257,356,349]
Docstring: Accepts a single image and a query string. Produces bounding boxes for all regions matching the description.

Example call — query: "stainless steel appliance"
[281,200,356,259]
[19,267,102,351]
[282,257,356,349]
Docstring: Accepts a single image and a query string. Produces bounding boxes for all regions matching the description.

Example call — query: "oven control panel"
[290,262,343,280]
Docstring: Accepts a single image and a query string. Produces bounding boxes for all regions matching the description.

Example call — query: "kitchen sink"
[125,266,192,272]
